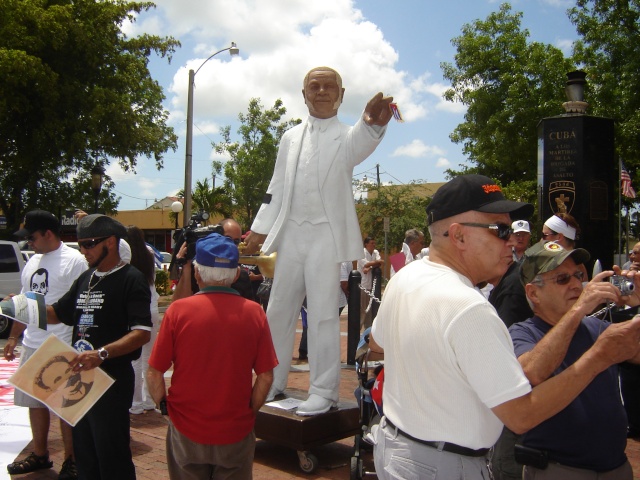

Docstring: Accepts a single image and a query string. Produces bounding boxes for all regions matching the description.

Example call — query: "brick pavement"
[7,312,374,479]
[7,307,640,479]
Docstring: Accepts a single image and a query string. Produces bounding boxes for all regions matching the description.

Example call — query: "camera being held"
[609,275,635,296]
[170,211,223,278]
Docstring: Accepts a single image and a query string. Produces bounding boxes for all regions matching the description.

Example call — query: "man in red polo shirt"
[147,233,277,479]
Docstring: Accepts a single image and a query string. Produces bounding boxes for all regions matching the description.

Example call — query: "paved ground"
[4,309,376,479]
[5,304,640,479]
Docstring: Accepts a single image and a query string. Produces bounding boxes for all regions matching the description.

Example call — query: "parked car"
[160,251,172,271]
[0,240,26,338]
[21,250,37,262]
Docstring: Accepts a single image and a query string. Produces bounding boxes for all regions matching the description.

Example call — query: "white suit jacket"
[251,115,385,262]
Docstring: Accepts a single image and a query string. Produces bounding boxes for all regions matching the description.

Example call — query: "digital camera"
[609,275,635,296]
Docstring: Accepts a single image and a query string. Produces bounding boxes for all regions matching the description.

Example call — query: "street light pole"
[183,42,239,227]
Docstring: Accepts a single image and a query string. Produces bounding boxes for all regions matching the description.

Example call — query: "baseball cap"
[512,220,531,234]
[426,175,533,225]
[520,242,590,285]
[77,214,127,240]
[14,210,60,237]
[195,233,239,269]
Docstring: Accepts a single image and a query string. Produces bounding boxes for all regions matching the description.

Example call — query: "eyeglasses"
[541,231,558,239]
[26,233,39,243]
[535,271,585,286]
[444,222,513,241]
[78,237,110,250]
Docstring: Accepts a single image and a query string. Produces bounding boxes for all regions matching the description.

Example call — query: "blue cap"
[195,233,239,269]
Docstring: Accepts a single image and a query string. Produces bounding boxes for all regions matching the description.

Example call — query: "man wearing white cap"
[511,220,531,261]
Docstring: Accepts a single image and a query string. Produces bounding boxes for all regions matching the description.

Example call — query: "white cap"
[512,220,530,234]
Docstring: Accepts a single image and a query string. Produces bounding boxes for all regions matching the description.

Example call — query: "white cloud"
[392,140,446,159]
[122,0,450,129]
[555,38,574,55]
[436,157,451,168]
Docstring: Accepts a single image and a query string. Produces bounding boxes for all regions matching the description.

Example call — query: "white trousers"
[267,221,340,402]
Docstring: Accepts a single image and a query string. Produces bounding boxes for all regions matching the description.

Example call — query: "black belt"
[385,418,489,458]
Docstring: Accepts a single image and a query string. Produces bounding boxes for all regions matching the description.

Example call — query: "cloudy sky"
[111,0,578,211]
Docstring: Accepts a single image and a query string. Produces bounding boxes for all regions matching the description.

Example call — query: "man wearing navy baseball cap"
[371,174,640,480]
[148,233,277,479]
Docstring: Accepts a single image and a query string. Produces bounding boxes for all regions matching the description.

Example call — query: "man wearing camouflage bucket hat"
[510,241,640,479]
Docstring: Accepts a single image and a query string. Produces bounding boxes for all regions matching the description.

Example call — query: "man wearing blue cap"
[147,233,277,480]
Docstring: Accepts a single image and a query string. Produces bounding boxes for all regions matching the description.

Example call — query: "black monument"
[537,71,616,271]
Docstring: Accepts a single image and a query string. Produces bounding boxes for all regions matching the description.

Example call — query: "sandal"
[7,451,53,475]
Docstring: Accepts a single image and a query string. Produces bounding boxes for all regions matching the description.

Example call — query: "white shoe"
[129,406,144,415]
[296,394,336,416]
[265,387,283,403]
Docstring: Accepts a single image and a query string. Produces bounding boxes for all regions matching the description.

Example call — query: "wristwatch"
[97,347,109,361]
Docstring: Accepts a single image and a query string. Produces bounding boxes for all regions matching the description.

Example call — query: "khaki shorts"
[14,345,47,408]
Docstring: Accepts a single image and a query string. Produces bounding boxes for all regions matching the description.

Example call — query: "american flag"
[621,162,636,199]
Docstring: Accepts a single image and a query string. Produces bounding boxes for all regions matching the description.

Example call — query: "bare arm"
[493,316,640,433]
[171,261,193,301]
[69,329,151,372]
[146,366,168,407]
[2,321,26,361]
[520,271,621,385]
[251,370,274,415]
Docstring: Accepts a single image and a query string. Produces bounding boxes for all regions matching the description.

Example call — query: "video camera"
[169,211,223,280]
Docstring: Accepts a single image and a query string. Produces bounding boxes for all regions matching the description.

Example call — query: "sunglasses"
[78,237,110,250]
[541,231,558,239]
[445,222,513,241]
[26,234,39,243]
[536,271,585,286]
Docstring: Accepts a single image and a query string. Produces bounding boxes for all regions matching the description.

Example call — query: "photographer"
[171,218,254,301]
[509,241,640,479]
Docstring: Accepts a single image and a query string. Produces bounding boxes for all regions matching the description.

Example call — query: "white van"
[0,240,26,338]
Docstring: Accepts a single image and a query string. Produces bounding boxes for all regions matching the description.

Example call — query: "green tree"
[212,98,301,227]
[441,3,574,185]
[0,0,180,232]
[190,178,232,223]
[569,0,640,195]
[356,180,431,250]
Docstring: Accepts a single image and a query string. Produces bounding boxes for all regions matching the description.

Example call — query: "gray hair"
[193,261,238,286]
[404,228,424,244]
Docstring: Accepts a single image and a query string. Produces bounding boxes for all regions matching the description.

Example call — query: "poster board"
[8,335,114,426]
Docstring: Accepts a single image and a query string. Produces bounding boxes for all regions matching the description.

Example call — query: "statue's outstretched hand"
[363,92,394,127]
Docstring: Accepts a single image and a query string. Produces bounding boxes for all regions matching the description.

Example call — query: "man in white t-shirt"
[371,175,640,480]
[4,210,87,479]
[357,237,383,329]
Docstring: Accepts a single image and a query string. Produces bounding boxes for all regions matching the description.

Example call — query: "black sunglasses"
[78,237,110,250]
[536,271,585,286]
[541,230,558,239]
[444,222,513,241]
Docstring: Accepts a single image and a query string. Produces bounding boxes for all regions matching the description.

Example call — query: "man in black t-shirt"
[47,214,152,480]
